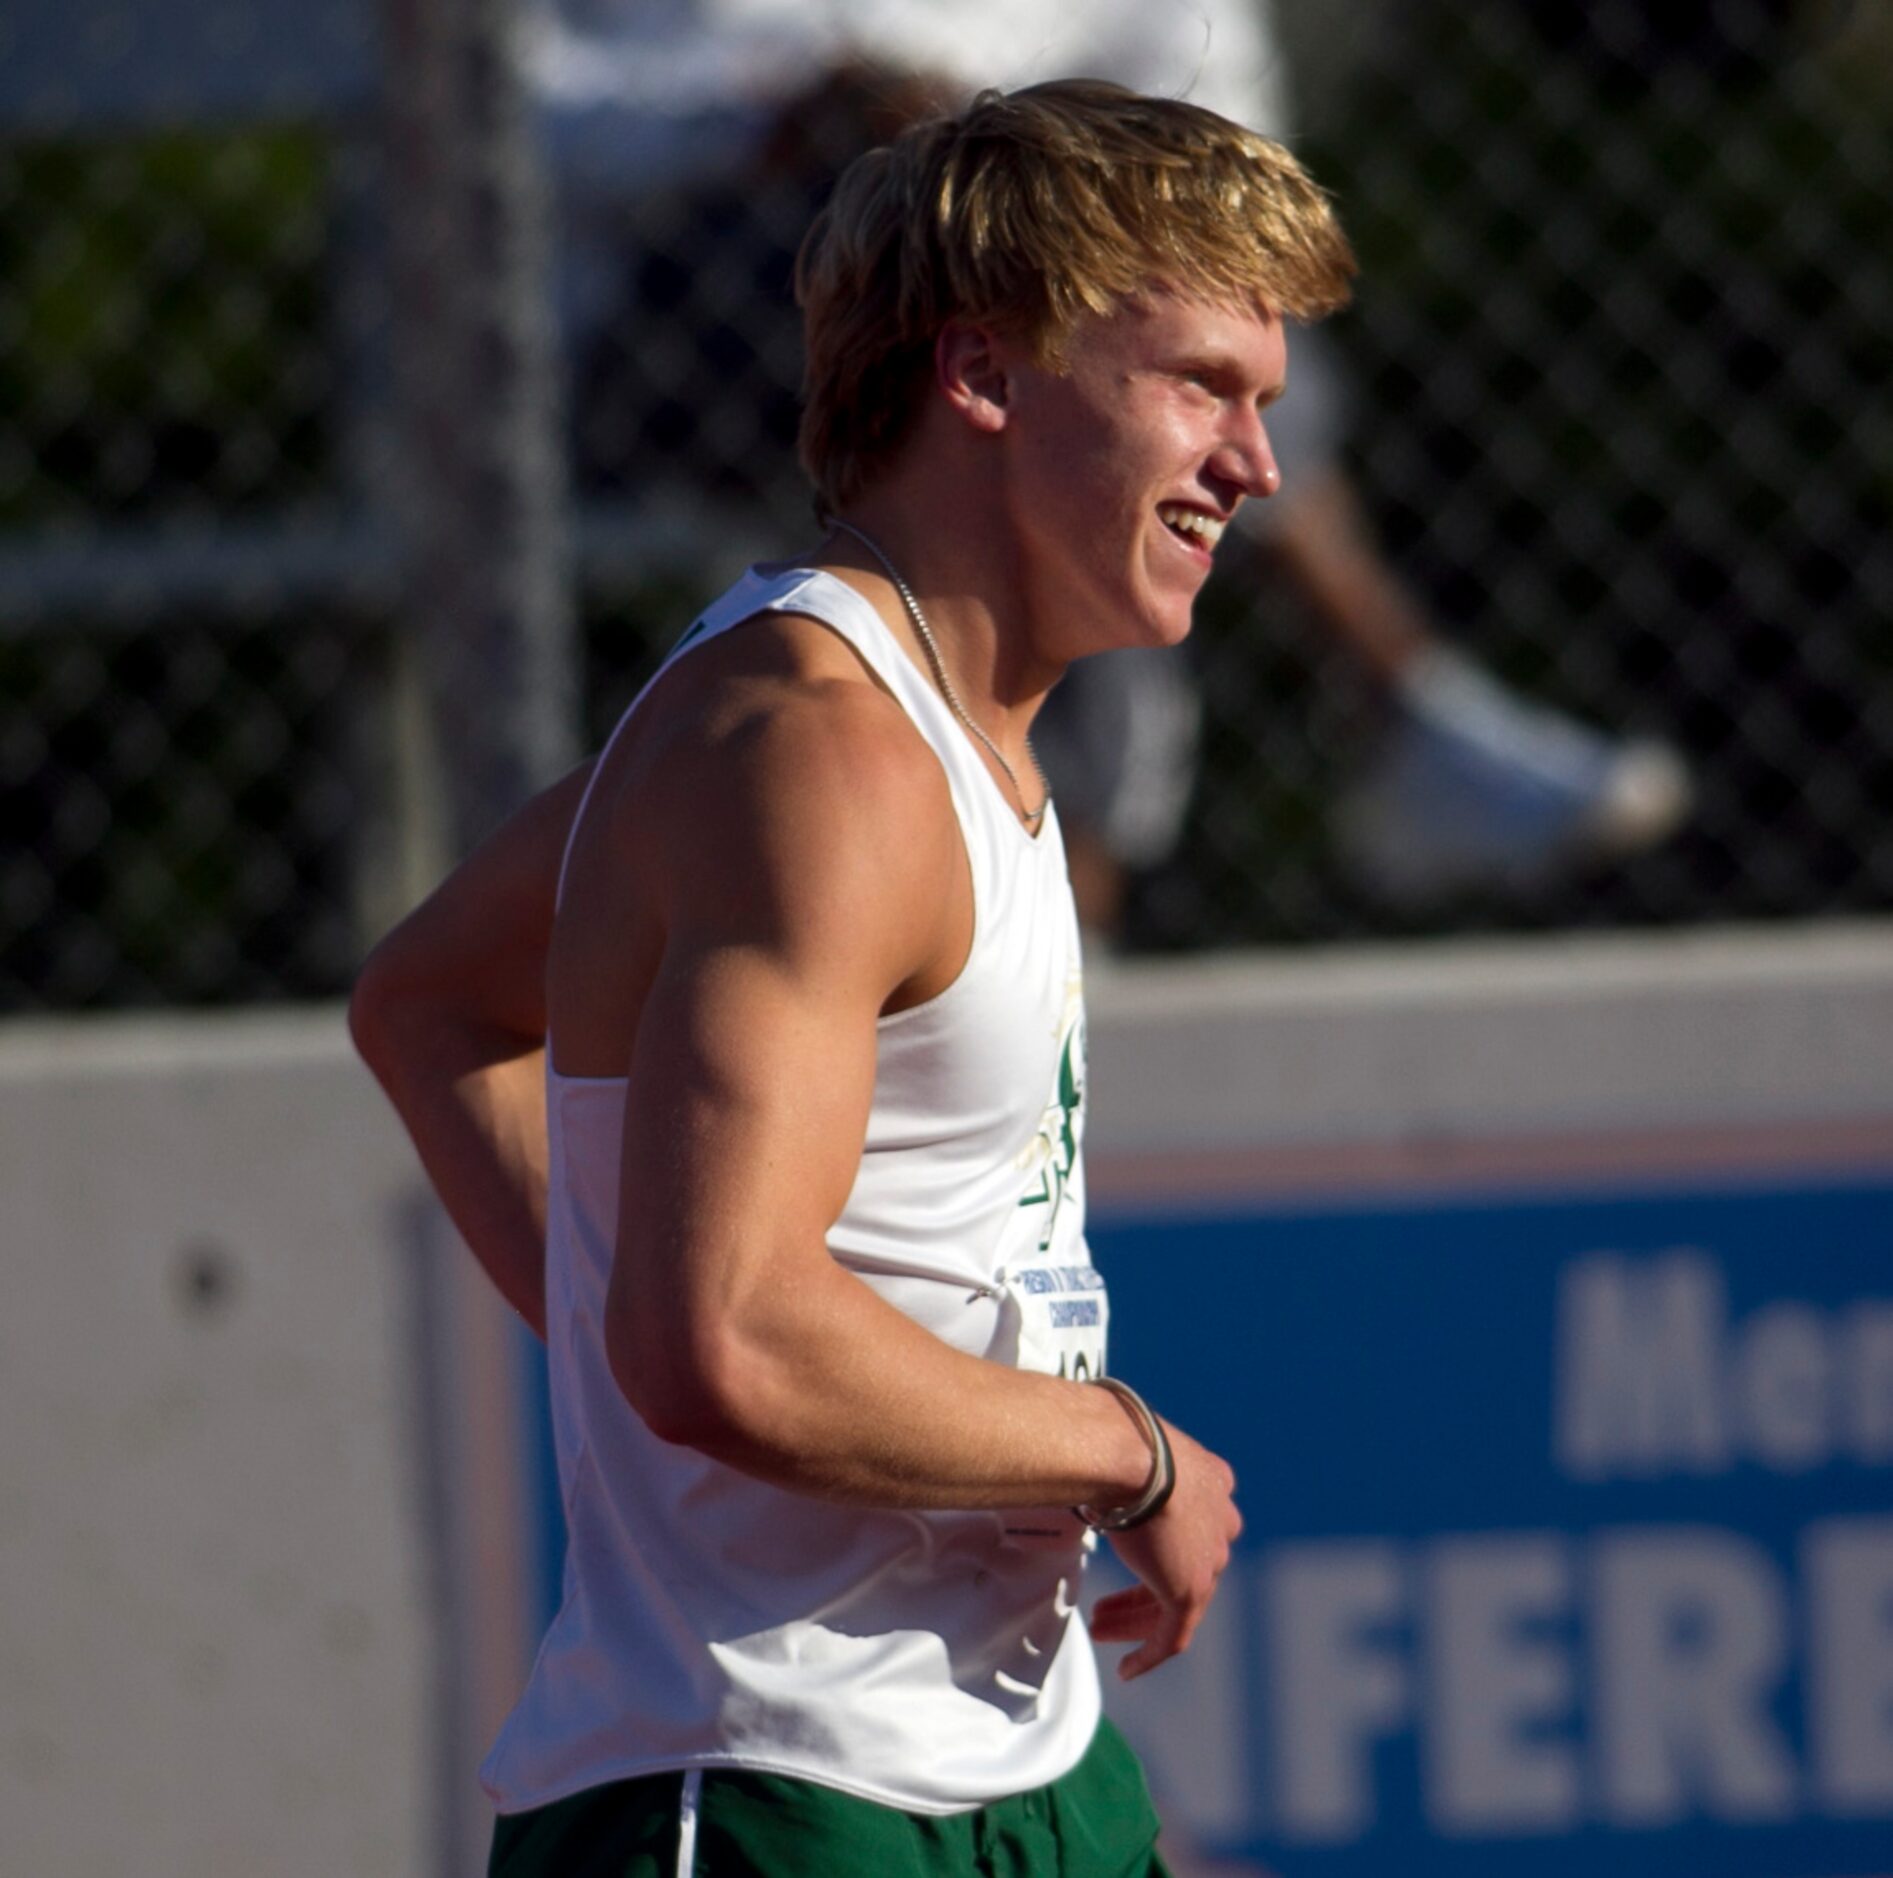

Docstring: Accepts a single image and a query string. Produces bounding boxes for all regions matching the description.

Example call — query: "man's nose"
[1212,411,1281,500]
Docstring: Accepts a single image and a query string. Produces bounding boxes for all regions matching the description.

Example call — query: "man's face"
[998,291,1288,667]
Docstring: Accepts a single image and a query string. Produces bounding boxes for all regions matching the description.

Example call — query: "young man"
[353,81,1354,1874]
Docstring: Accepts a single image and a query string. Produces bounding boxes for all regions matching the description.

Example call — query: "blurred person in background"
[356,80,1344,1874]
[532,0,1691,937]
[1330,0,1893,923]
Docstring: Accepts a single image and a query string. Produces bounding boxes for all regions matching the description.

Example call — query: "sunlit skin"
[998,291,1289,671]
[831,291,1288,798]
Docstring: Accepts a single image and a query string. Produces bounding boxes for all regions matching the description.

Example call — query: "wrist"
[1074,1378,1176,1532]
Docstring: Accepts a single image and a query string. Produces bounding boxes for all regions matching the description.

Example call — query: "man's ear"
[936,322,1011,434]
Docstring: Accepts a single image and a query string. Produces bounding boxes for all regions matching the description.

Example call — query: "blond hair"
[795,79,1356,513]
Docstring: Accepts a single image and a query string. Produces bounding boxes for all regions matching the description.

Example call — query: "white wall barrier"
[0,1011,531,1877]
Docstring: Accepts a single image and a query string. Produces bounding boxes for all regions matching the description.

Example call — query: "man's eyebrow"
[1172,353,1287,407]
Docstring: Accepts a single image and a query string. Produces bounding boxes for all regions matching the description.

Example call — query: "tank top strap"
[555,563,1035,910]
[553,565,775,909]
[751,567,1053,884]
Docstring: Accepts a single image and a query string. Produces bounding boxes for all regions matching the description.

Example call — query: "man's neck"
[819,488,1060,761]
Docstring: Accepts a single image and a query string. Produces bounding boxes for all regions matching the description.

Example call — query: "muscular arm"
[599,680,1187,1523]
[348,766,592,1338]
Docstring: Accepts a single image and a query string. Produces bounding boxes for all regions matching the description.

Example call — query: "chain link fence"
[4,0,1889,1010]
[0,118,373,1006]
[1300,0,1893,943]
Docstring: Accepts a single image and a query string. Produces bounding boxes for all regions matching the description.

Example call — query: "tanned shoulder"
[633,612,963,1005]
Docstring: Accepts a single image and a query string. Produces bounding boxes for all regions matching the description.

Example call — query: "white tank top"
[481,565,1106,1817]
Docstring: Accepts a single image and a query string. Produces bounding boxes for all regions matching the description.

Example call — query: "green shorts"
[489,1718,1170,1878]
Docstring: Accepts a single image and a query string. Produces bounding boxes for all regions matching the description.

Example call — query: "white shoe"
[1335,650,1693,902]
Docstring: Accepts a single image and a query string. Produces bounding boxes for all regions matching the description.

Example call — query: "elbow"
[349,929,451,1088]
[605,1310,767,1458]
[348,947,416,1088]
[346,960,392,1076]
[612,1362,737,1455]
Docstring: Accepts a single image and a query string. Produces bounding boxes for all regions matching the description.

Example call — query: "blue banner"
[1095,1177,1893,1877]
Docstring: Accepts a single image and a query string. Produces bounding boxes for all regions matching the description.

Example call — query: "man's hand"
[1088,1423,1242,1681]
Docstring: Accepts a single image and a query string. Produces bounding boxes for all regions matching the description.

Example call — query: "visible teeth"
[1158,505,1225,548]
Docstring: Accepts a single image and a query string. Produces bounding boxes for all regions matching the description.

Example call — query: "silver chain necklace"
[828,519,1048,829]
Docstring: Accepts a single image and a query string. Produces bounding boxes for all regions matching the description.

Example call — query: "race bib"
[1008,1259,1109,1383]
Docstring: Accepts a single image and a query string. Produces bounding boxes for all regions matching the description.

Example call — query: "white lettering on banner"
[1262,1543,1407,1841]
[1421,1536,1580,1834]
[1585,1529,1797,1824]
[1556,1252,1730,1477]
[1112,1520,1893,1849]
[1847,1305,1893,1461]
[1807,1518,1893,1812]
[1555,1255,1893,1479]
[1738,1303,1831,1470]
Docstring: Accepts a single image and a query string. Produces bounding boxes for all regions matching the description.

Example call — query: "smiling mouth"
[1157,504,1227,552]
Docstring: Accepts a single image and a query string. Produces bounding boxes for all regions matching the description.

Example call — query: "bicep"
[603,738,951,1379]
[609,927,883,1357]
[594,676,961,1405]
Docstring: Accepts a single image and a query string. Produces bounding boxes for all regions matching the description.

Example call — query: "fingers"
[1092,1585,1210,1680]
[1127,1599,1208,1681]
[1088,1585,1161,1641]
[1118,1602,1199,1682]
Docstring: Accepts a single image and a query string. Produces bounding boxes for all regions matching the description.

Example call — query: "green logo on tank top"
[1017,1015,1085,1254]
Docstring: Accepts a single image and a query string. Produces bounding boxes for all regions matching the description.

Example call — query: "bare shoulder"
[620,610,963,985]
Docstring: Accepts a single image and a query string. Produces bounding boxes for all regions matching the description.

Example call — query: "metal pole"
[377,4,575,1867]
[381,0,576,868]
